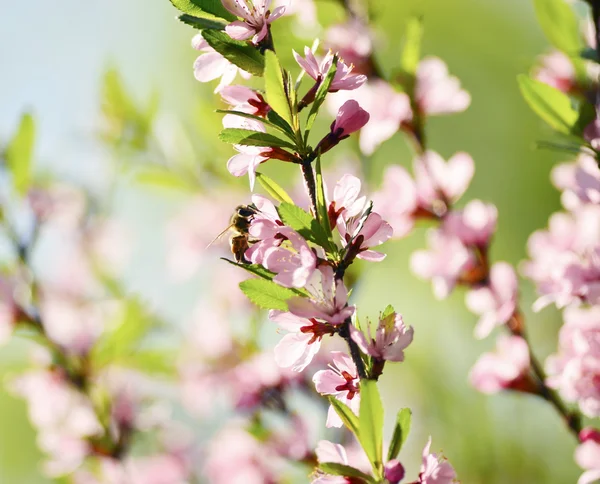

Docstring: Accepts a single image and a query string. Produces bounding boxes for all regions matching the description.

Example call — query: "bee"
[208,204,259,263]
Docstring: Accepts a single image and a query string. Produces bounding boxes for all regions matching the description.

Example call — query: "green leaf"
[219,128,296,149]
[401,17,423,75]
[358,380,384,478]
[387,408,412,461]
[305,55,338,135]
[239,278,296,311]
[202,30,265,77]
[169,0,235,21]
[533,0,583,54]
[318,463,375,483]
[177,13,227,30]
[277,202,332,250]
[329,397,360,436]
[315,155,336,252]
[264,50,294,127]
[256,172,294,204]
[267,109,295,138]
[381,304,395,320]
[216,110,295,139]
[5,113,35,196]
[113,349,176,376]
[518,75,579,134]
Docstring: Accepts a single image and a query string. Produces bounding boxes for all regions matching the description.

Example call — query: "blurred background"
[0,0,584,482]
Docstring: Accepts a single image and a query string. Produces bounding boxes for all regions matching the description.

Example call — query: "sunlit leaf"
[318,463,375,483]
[387,408,412,461]
[256,172,294,204]
[219,128,296,149]
[329,397,360,437]
[202,30,264,77]
[169,0,235,21]
[239,279,296,311]
[358,380,384,478]
[265,50,294,127]
[5,113,35,196]
[533,0,583,54]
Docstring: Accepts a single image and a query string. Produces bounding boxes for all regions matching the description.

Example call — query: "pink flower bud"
[580,428,600,444]
[331,100,370,137]
[384,459,405,483]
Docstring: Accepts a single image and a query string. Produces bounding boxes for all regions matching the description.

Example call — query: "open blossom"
[465,262,518,339]
[329,174,367,223]
[414,151,475,207]
[411,229,476,299]
[442,200,497,248]
[287,266,355,325]
[417,437,457,484]
[338,210,393,262]
[533,50,577,93]
[372,165,418,238]
[469,335,530,394]
[192,34,251,92]
[576,428,600,484]
[269,310,335,372]
[221,0,286,44]
[294,47,367,92]
[220,85,270,117]
[351,310,414,362]
[546,305,600,418]
[415,57,471,116]
[312,440,351,484]
[313,351,360,428]
[552,154,600,210]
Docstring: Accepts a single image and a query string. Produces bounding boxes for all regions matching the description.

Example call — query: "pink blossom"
[223,115,273,189]
[414,151,475,207]
[329,174,367,222]
[294,47,367,92]
[417,437,457,484]
[277,0,317,28]
[0,278,16,345]
[410,229,475,299]
[533,50,576,93]
[351,310,414,362]
[325,20,373,73]
[220,85,270,117]
[287,266,355,325]
[222,0,286,44]
[192,34,251,92]
[575,429,600,484]
[465,262,518,339]
[372,165,418,238]
[442,200,497,248]
[384,460,406,484]
[469,335,530,394]
[546,305,600,417]
[327,81,412,155]
[269,310,335,371]
[330,100,370,138]
[552,155,600,210]
[312,440,352,483]
[584,119,600,150]
[313,351,360,428]
[337,210,393,262]
[415,57,471,116]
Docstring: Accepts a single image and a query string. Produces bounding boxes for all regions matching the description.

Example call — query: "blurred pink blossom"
[546,305,600,418]
[410,229,475,299]
[222,0,286,44]
[312,440,351,483]
[584,119,600,151]
[442,200,497,248]
[192,34,251,92]
[0,278,17,345]
[552,155,600,210]
[576,428,600,484]
[533,50,576,93]
[415,57,471,116]
[325,20,373,73]
[417,437,457,484]
[294,47,367,92]
[277,0,317,28]
[465,262,518,339]
[350,310,414,362]
[313,351,360,428]
[469,335,530,394]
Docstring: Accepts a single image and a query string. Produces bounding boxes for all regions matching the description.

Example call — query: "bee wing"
[206,224,234,249]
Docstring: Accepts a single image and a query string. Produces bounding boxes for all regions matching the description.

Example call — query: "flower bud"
[580,427,600,444]
[384,459,405,483]
[317,100,370,154]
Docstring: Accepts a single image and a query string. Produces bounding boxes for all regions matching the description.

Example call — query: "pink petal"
[444,152,475,200]
[313,369,345,395]
[226,21,256,41]
[315,440,348,465]
[274,333,319,371]
[357,250,387,262]
[226,153,252,177]
[194,53,229,82]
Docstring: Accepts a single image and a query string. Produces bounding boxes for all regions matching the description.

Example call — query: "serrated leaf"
[267,109,295,137]
[256,172,294,204]
[329,397,360,436]
[169,0,235,21]
[202,30,264,77]
[5,113,35,196]
[265,50,294,127]
[533,0,583,54]
[277,202,332,250]
[401,17,423,75]
[358,380,384,478]
[219,128,296,149]
[387,408,412,461]
[305,56,338,136]
[177,13,227,30]
[318,463,374,483]
[518,75,578,134]
[239,279,296,311]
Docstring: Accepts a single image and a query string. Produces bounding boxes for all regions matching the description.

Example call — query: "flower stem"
[339,318,368,380]
[301,161,318,216]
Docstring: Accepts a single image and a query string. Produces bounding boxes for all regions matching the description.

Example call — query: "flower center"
[335,371,359,399]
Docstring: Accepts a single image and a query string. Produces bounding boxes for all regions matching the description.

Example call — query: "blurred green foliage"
[0,0,589,482]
